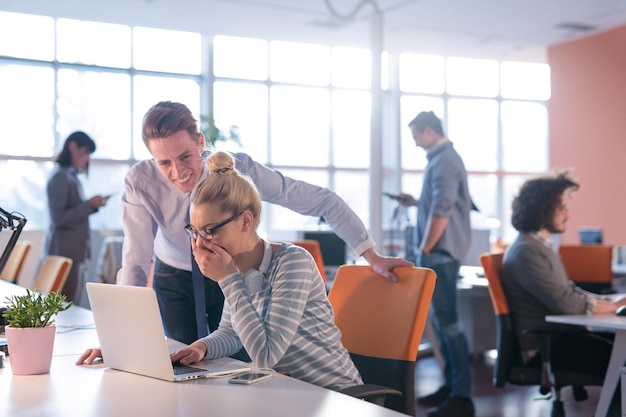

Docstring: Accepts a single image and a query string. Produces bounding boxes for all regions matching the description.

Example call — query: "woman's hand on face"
[192,239,237,282]
[170,341,207,366]
[76,348,103,365]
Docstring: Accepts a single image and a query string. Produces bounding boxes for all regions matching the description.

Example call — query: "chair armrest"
[339,384,402,406]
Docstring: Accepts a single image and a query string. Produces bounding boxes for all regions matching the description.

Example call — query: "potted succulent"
[3,289,72,375]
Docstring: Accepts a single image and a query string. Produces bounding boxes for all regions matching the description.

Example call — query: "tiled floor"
[413,352,621,417]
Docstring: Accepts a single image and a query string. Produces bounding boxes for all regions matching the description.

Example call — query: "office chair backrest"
[480,252,508,315]
[328,265,436,415]
[95,236,124,284]
[292,240,327,284]
[0,240,32,283]
[480,252,522,388]
[34,255,73,295]
[557,244,613,291]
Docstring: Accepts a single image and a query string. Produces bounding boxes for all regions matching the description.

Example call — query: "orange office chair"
[34,255,73,295]
[480,253,604,417]
[0,240,32,283]
[558,244,614,294]
[292,240,327,285]
[328,265,436,415]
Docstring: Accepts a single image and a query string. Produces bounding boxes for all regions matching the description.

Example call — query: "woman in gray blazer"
[44,131,109,302]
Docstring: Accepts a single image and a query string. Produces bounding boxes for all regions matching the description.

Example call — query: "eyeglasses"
[557,204,570,212]
[184,212,241,241]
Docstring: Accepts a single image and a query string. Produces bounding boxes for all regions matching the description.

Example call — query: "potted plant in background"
[200,113,241,149]
[3,289,72,375]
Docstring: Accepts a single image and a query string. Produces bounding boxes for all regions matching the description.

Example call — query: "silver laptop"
[86,282,250,382]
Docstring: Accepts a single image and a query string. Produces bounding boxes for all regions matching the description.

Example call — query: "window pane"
[332,90,370,168]
[0,12,54,60]
[334,171,370,227]
[270,86,330,166]
[132,76,201,160]
[57,69,132,160]
[0,160,52,229]
[502,175,531,244]
[213,36,268,80]
[448,98,499,171]
[468,174,498,222]
[501,101,548,172]
[56,18,131,68]
[501,61,551,100]
[400,96,444,170]
[447,57,499,97]
[83,164,129,230]
[133,27,202,75]
[401,172,423,225]
[266,169,329,232]
[399,53,445,94]
[332,47,371,89]
[213,81,268,163]
[270,41,330,86]
[0,64,55,157]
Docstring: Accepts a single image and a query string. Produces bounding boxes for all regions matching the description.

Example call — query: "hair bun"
[211,167,232,175]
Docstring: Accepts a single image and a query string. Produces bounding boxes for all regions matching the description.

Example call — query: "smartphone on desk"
[227,372,273,385]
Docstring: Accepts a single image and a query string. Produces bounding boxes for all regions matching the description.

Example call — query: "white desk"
[0,281,406,417]
[545,314,626,417]
[0,354,409,417]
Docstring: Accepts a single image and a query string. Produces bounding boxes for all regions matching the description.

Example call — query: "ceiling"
[3,0,626,62]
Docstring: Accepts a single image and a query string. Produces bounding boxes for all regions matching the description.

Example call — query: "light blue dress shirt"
[117,152,374,286]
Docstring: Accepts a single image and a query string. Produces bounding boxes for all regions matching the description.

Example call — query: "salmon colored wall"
[548,25,626,246]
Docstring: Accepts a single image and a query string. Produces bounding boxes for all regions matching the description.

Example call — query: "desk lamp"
[0,206,27,276]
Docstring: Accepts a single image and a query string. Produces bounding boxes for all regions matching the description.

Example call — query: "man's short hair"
[142,101,199,148]
[511,171,579,233]
[408,111,444,136]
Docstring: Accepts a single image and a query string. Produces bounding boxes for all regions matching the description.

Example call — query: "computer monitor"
[302,231,347,267]
[579,227,603,245]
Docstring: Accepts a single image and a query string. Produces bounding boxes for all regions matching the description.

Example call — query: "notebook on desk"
[85,282,250,382]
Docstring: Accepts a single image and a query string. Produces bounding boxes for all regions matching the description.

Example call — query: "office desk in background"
[545,314,626,417]
[458,266,496,356]
[0,280,406,417]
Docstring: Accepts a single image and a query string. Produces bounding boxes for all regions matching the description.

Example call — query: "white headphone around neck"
[242,240,271,293]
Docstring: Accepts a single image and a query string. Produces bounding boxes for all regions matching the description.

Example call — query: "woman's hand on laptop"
[170,341,207,365]
[76,348,104,365]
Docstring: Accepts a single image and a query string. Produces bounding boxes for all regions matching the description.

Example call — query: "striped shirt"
[199,242,362,391]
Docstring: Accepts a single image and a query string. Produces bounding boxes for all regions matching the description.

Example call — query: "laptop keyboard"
[173,364,207,375]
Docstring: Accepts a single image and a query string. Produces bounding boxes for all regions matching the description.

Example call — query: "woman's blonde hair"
[191,151,262,229]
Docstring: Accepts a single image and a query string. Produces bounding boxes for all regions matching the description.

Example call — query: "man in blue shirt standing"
[393,111,474,417]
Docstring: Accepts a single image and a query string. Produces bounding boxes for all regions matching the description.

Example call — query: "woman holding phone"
[44,131,109,303]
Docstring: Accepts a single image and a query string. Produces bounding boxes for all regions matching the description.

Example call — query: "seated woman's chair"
[34,255,73,295]
[0,240,32,283]
[292,240,327,285]
[328,265,436,415]
[479,252,604,417]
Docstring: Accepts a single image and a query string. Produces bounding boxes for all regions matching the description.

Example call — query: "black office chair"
[480,253,605,417]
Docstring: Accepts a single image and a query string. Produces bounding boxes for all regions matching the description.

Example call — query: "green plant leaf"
[2,288,73,328]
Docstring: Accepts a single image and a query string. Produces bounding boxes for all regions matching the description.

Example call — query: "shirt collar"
[426,137,450,157]
[530,231,553,248]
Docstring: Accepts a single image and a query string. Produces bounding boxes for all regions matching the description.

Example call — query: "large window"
[399,54,551,242]
[1,12,551,252]
[0,12,202,230]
